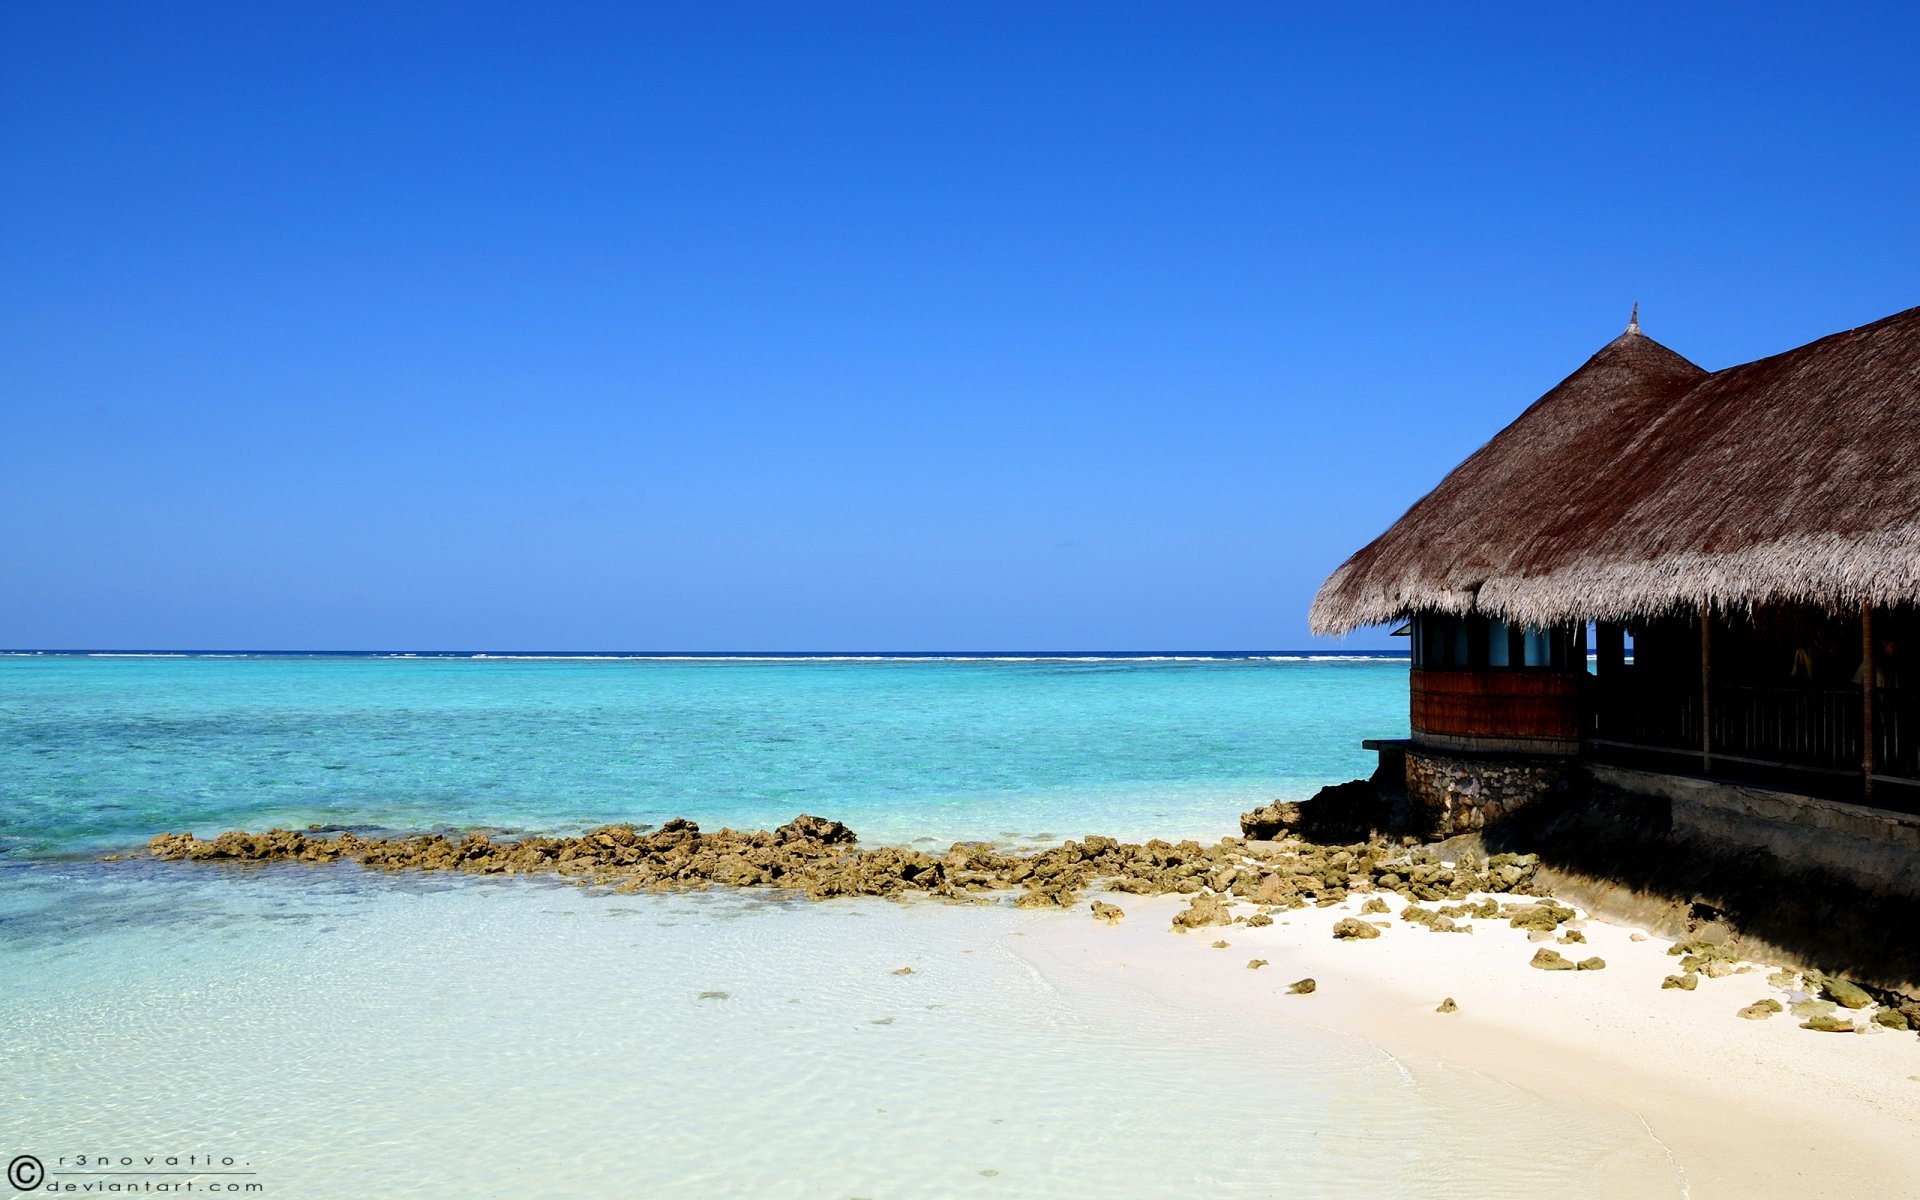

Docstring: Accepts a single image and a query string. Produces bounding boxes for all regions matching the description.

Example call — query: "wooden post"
[1863,605,1876,799]
[1597,622,1626,676]
[1700,602,1713,774]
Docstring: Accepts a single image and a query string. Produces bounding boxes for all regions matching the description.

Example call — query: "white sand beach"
[1019,888,1920,1200]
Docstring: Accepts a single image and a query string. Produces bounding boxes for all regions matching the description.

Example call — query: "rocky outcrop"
[1240,779,1392,843]
[149,816,1547,911]
[775,814,855,845]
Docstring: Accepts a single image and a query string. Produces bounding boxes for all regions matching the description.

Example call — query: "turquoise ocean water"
[0,655,1681,1197]
[0,652,1409,859]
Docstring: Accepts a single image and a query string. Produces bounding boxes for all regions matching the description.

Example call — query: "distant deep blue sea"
[0,651,1408,858]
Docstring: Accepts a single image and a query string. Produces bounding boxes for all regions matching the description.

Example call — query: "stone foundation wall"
[1405,747,1570,838]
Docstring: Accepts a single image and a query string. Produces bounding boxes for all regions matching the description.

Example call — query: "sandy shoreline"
[119,820,1920,1195]
[1014,889,1920,1200]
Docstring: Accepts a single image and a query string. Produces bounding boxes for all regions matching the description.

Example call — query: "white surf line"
[1374,1043,1414,1085]
[990,936,1063,999]
[1635,1109,1691,1199]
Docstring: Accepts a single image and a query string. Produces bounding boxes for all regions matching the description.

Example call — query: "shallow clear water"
[0,655,1673,1197]
[0,863,1674,1198]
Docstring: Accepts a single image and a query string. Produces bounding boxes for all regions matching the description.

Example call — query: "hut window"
[1522,626,1554,667]
[1414,614,1579,670]
[1414,614,1471,668]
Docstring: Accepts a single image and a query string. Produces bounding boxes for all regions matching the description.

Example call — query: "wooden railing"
[1589,679,1920,810]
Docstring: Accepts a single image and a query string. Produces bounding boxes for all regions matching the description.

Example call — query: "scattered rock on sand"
[1436,997,1457,1013]
[1332,917,1380,940]
[1247,959,1268,970]
[1662,973,1699,991]
[1287,978,1316,994]
[1557,930,1586,944]
[1872,1009,1911,1031]
[1790,998,1838,1020]
[1246,912,1274,928]
[1090,901,1124,924]
[1819,976,1873,1010]
[1738,999,1784,1020]
[1360,896,1389,915]
[891,967,914,976]
[1530,948,1575,971]
[698,991,730,1000]
[1401,905,1467,934]
[1211,940,1230,949]
[1508,901,1576,932]
[1800,1015,1857,1033]
[1630,933,1648,942]
[1172,894,1234,931]
[1576,956,1606,971]
[1674,941,1741,975]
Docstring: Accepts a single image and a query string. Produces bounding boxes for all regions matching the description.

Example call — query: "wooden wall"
[1411,668,1585,755]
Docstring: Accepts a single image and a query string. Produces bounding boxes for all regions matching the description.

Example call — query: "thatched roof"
[1311,304,1920,635]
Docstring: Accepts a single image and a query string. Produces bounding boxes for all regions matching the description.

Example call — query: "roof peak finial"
[1627,301,1641,334]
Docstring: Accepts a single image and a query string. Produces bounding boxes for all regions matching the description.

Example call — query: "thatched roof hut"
[1311,304,1920,635]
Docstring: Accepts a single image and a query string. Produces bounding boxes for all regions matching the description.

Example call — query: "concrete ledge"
[1414,730,1583,757]
[1588,763,1920,898]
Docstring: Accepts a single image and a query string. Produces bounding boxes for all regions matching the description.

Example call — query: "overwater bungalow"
[1312,304,1920,877]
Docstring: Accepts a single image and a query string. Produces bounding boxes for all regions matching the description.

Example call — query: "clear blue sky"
[3,3,1915,651]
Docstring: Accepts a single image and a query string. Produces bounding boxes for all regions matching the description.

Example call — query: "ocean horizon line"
[0,648,1409,662]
